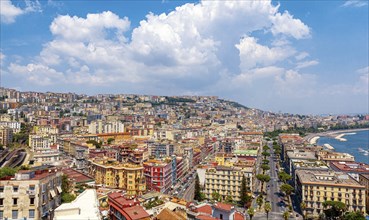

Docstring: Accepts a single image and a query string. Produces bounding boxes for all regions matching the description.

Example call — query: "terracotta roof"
[123,206,150,220]
[62,168,94,183]
[214,202,233,212]
[156,208,186,220]
[195,204,212,215]
[196,215,219,220]
[234,211,245,220]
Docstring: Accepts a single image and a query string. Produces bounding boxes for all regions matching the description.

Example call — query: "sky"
[0,0,368,115]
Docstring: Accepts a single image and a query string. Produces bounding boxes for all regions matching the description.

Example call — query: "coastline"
[306,128,369,144]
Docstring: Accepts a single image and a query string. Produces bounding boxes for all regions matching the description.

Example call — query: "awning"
[50,189,56,198]
[56,186,62,194]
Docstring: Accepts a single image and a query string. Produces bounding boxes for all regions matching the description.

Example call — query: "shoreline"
[306,128,369,144]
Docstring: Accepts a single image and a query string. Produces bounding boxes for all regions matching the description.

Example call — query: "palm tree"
[264,202,272,219]
[300,201,306,219]
[283,211,290,220]
[247,207,255,220]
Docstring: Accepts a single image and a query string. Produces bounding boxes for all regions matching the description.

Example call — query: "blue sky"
[0,0,368,115]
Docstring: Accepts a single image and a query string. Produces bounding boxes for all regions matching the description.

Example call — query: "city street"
[266,142,284,214]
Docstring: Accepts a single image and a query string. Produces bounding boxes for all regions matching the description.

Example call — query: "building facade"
[88,158,146,196]
[143,159,173,193]
[296,170,366,218]
[204,166,253,202]
[0,168,62,220]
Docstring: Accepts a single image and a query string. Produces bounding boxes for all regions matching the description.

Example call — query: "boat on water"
[358,148,365,152]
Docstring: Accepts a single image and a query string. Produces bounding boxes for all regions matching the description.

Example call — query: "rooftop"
[287,150,316,160]
[54,189,101,220]
[296,170,365,188]
[330,161,369,173]
[123,206,150,220]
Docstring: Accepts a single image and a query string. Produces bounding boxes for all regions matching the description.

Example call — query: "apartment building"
[143,159,173,194]
[296,170,366,218]
[0,168,62,220]
[0,126,13,147]
[88,157,146,196]
[359,174,369,213]
[204,166,253,202]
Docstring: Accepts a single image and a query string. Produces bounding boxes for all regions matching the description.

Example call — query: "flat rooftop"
[296,170,364,188]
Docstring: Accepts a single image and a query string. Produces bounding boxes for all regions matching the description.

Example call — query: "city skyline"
[1,0,368,115]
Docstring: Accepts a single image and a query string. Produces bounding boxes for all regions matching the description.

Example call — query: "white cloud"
[295,60,319,70]
[0,0,41,24]
[270,11,310,39]
[0,52,5,61]
[0,0,24,23]
[356,66,369,74]
[341,0,368,7]
[295,52,309,61]
[236,37,296,71]
[8,63,64,86]
[6,0,320,107]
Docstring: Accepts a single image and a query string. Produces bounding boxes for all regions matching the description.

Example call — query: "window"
[30,197,35,205]
[220,214,223,220]
[0,198,3,206]
[12,210,18,219]
[29,185,35,191]
[0,210,3,219]
[29,209,35,218]
[13,198,18,205]
[13,186,18,192]
[0,186,3,193]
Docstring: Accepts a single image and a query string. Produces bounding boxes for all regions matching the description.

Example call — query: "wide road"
[182,180,195,201]
[266,142,284,214]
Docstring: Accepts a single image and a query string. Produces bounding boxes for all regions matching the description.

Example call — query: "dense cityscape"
[0,87,368,220]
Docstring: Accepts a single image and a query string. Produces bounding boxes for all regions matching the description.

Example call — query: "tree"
[256,174,271,194]
[261,164,270,172]
[323,201,346,220]
[256,195,263,210]
[212,191,221,202]
[280,184,294,197]
[62,174,72,194]
[343,211,365,220]
[61,192,76,203]
[247,207,255,220]
[0,167,17,179]
[225,195,233,204]
[262,151,271,158]
[239,175,251,207]
[264,202,272,220]
[107,138,115,144]
[278,171,292,183]
[194,174,202,201]
[300,201,306,219]
[263,145,269,151]
[283,211,290,220]
[262,159,269,164]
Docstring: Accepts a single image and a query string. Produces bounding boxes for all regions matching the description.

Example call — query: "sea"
[317,129,369,164]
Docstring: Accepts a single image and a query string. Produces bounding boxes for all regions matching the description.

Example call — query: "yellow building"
[204,166,253,202]
[359,174,369,213]
[88,157,146,196]
[296,170,366,218]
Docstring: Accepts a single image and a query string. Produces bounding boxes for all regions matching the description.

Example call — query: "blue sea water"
[317,130,369,164]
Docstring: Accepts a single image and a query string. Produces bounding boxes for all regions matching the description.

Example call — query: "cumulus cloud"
[341,0,368,7]
[270,11,310,39]
[0,0,41,24]
[6,0,330,110]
